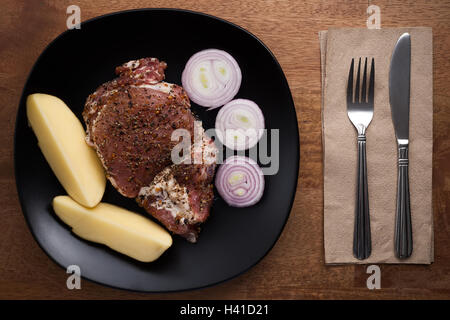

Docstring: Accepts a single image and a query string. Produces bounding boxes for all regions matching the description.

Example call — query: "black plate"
[14,9,299,292]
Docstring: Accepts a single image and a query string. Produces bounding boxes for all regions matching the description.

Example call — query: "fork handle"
[353,134,372,260]
[394,145,413,259]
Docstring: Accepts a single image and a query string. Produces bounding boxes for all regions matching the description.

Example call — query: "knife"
[389,32,413,259]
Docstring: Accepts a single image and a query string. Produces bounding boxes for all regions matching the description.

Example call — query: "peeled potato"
[27,93,105,207]
[53,196,173,262]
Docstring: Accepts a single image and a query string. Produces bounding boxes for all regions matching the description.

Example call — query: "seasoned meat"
[137,129,217,242]
[83,58,193,198]
[83,57,217,242]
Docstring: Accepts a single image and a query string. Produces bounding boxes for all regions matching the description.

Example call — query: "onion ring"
[215,156,264,207]
[215,99,265,150]
[182,49,242,108]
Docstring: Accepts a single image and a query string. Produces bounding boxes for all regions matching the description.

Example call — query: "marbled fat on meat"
[83,57,217,242]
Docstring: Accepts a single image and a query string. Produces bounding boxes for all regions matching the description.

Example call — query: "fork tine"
[355,58,361,103]
[347,59,354,104]
[361,58,368,103]
[368,58,375,105]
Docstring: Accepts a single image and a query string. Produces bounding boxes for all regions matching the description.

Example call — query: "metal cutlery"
[389,33,413,259]
[347,57,375,260]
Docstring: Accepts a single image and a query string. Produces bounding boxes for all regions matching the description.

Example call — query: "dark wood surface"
[1,0,449,299]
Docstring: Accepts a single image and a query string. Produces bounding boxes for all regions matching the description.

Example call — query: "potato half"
[53,196,173,262]
[27,93,106,207]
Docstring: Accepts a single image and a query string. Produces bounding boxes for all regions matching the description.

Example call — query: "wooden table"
[1,0,449,300]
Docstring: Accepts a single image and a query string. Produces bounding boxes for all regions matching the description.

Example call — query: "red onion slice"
[182,49,242,108]
[215,99,265,150]
[215,156,264,207]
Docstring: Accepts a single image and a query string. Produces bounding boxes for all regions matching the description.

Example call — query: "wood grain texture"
[1,0,449,299]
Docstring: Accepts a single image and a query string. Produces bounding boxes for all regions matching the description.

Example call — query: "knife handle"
[395,145,413,259]
[353,134,372,260]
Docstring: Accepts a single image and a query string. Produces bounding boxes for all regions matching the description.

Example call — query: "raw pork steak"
[83,57,217,242]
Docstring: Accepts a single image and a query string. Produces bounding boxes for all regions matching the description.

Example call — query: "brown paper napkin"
[321,28,433,264]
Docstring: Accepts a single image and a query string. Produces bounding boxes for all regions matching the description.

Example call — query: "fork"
[347,57,375,260]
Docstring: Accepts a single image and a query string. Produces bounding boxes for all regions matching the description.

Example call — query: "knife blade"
[389,32,413,259]
[389,33,411,143]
